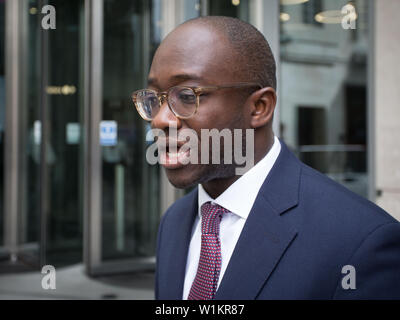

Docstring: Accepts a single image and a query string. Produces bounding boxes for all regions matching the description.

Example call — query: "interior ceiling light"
[315,10,342,24]
[280,13,291,22]
[232,0,240,6]
[315,3,357,24]
[280,0,309,5]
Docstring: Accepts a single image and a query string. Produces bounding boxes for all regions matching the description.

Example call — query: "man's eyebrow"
[170,74,203,82]
[147,78,158,87]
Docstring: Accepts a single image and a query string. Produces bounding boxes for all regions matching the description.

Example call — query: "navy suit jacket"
[155,140,400,299]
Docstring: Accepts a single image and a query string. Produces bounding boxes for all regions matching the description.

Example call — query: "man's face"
[148,24,250,188]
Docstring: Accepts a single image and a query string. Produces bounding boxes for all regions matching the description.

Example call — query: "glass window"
[280,0,369,197]
[101,0,161,261]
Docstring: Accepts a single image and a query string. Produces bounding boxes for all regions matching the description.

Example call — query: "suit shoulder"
[299,163,397,226]
[332,222,400,299]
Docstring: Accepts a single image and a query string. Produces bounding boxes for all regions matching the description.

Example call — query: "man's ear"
[248,87,276,129]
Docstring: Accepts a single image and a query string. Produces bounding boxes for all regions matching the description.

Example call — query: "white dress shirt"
[182,136,281,299]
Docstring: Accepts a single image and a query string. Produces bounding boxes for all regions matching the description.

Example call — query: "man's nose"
[151,98,181,131]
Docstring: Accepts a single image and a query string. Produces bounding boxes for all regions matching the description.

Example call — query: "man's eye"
[147,96,159,105]
[179,93,196,104]
[199,93,209,98]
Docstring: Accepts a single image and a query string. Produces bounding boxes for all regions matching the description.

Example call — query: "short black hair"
[182,16,277,90]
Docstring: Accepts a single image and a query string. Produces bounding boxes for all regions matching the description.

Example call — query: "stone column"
[375,0,400,221]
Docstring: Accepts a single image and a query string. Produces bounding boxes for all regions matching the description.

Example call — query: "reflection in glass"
[280,0,369,197]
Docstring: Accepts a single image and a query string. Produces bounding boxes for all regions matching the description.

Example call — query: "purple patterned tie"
[188,202,229,300]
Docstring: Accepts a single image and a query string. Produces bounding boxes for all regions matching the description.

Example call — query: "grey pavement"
[0,263,154,300]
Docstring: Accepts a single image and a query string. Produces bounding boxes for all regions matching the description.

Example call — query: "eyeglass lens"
[135,87,197,120]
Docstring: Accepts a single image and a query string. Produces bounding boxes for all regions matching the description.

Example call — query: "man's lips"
[159,149,191,169]
[156,138,187,150]
[157,138,191,169]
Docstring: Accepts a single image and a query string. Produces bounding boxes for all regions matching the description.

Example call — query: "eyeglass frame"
[131,82,263,121]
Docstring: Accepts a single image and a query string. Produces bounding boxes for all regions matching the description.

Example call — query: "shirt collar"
[198,136,281,220]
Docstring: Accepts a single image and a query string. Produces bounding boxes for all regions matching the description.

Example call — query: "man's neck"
[201,133,275,199]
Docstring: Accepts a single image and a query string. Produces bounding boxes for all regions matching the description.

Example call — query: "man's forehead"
[148,23,236,86]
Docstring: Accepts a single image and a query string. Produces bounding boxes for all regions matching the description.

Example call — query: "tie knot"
[201,202,229,234]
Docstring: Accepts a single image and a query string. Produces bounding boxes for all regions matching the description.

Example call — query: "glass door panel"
[18,0,84,267]
[44,0,84,266]
[101,0,160,263]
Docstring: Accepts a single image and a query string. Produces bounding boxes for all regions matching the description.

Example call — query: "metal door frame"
[3,0,23,263]
[3,0,49,268]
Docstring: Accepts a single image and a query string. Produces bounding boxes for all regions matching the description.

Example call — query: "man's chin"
[165,175,197,190]
[164,166,203,190]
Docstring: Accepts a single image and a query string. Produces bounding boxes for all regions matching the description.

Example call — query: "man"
[133,16,400,299]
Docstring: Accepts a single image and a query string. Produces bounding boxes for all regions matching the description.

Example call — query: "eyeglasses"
[131,82,262,121]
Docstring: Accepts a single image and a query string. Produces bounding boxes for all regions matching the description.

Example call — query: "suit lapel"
[214,141,301,299]
[161,189,198,299]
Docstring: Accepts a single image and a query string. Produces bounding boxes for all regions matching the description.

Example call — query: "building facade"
[0,0,399,276]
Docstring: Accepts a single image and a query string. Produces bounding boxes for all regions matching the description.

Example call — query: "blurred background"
[0,0,399,299]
